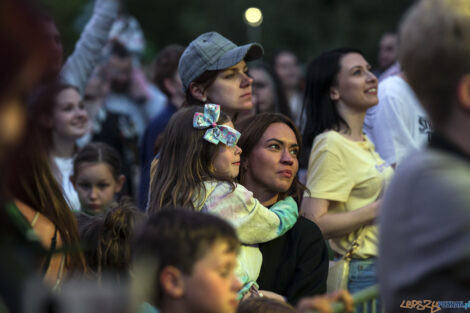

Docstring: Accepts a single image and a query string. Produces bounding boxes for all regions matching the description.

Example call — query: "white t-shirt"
[53,156,81,211]
[288,92,305,131]
[364,75,432,165]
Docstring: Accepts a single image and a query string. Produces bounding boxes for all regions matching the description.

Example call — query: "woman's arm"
[15,200,67,286]
[300,197,380,239]
[60,0,119,93]
[43,232,66,288]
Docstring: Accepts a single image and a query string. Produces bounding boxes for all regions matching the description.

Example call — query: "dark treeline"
[41,0,411,67]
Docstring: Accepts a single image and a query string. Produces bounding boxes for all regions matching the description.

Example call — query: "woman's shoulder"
[314,130,346,145]
[313,131,372,154]
[15,200,62,248]
[291,216,324,239]
[311,131,345,155]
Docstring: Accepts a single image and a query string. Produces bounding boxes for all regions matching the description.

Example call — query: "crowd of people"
[2,0,470,312]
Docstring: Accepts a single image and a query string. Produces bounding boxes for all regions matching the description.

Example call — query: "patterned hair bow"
[193,104,241,147]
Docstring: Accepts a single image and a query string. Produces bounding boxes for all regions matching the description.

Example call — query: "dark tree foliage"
[40,0,412,68]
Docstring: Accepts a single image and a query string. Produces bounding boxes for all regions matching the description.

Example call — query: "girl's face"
[330,53,378,112]
[243,123,299,194]
[205,61,254,116]
[52,88,88,140]
[250,68,276,113]
[212,122,242,179]
[72,162,124,215]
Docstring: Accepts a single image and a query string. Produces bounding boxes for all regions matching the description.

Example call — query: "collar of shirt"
[429,132,470,164]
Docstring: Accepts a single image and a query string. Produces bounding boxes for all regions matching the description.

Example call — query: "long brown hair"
[5,82,87,273]
[148,106,232,213]
[236,113,307,203]
[79,197,145,283]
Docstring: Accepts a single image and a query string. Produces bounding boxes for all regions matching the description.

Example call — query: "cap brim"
[208,43,264,71]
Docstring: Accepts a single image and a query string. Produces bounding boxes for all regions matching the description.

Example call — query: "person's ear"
[159,266,185,299]
[457,74,470,114]
[189,82,207,102]
[115,174,126,193]
[330,86,340,101]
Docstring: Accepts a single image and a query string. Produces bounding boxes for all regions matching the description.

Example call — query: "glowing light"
[244,7,263,27]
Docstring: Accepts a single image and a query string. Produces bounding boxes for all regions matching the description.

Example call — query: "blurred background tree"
[40,0,412,68]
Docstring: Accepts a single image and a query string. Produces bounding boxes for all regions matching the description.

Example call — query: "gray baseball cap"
[178,31,264,91]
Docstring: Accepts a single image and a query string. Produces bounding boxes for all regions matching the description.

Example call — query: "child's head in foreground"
[237,297,296,313]
[132,209,242,313]
[79,197,145,282]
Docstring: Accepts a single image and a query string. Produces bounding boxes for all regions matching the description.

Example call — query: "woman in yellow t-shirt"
[300,48,393,298]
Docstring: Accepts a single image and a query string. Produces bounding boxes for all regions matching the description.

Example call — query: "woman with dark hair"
[31,82,89,211]
[249,63,292,118]
[237,113,328,305]
[300,48,393,297]
[148,105,299,299]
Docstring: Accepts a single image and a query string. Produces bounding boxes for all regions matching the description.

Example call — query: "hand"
[258,290,285,302]
[296,290,354,313]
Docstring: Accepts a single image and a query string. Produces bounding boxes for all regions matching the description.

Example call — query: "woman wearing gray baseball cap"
[178,31,263,119]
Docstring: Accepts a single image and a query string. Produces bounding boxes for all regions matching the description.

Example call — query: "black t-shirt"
[257,216,329,305]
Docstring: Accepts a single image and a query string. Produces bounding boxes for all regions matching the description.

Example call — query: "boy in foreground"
[133,209,242,313]
[133,209,353,313]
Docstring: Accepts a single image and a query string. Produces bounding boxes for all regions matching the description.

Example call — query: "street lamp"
[244,7,263,27]
[244,7,263,44]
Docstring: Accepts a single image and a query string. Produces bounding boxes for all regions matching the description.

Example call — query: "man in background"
[379,0,470,311]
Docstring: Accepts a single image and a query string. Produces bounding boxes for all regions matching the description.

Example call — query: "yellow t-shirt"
[304,131,393,258]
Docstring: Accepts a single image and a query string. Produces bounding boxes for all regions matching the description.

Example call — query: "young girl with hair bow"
[148,103,299,298]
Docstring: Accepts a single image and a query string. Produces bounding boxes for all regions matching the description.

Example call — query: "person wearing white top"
[364,73,433,167]
[31,83,89,212]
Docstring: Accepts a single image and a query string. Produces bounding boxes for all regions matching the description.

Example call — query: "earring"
[242,162,248,171]
[202,97,207,103]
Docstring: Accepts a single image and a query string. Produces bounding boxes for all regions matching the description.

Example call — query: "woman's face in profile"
[205,61,254,114]
[330,52,378,111]
[243,122,299,194]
